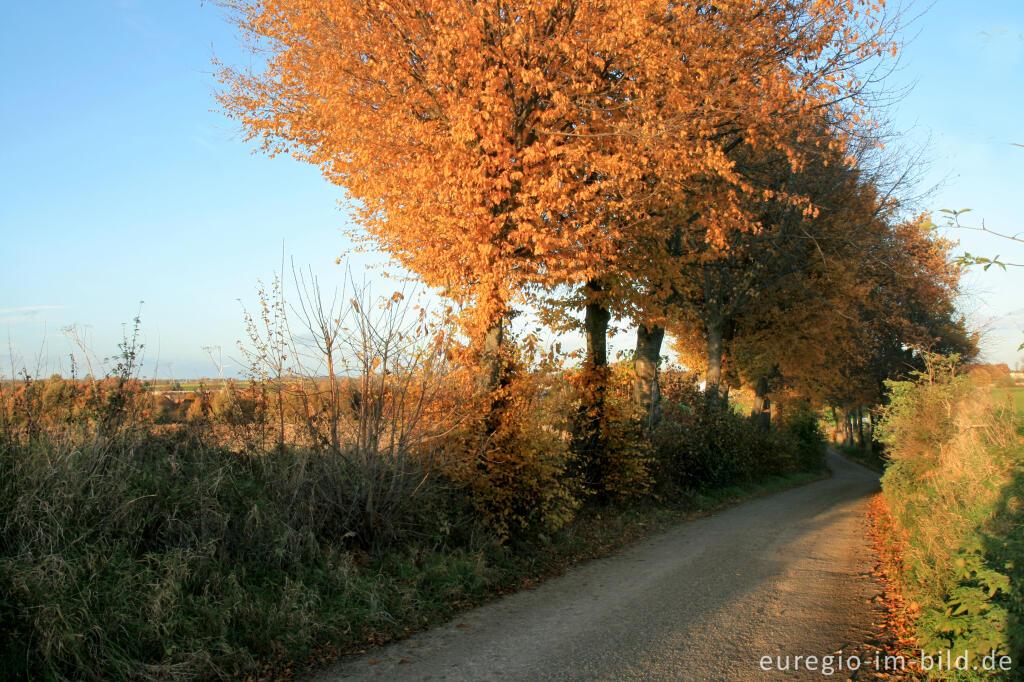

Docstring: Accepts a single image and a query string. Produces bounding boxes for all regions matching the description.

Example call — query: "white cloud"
[0,306,64,321]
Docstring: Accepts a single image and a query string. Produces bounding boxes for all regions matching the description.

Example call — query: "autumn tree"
[623,113,882,420]
[605,4,904,421]
[218,0,907,498]
[522,0,904,434]
[220,0,660,387]
[219,0,896,373]
[808,215,975,447]
[695,204,975,442]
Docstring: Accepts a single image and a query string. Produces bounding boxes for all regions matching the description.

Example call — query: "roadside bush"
[594,398,652,504]
[651,396,747,492]
[877,353,1024,672]
[568,363,652,504]
[448,367,580,542]
[781,405,827,472]
[650,381,822,498]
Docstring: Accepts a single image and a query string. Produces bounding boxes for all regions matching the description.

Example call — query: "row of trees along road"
[217,0,974,469]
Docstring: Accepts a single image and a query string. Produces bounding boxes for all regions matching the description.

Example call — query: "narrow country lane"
[312,451,884,681]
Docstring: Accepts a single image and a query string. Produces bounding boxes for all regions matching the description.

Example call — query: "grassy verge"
[2,347,828,681]
[0,421,824,682]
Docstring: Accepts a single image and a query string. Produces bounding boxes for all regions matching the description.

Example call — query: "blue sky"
[882,0,1024,367]
[1,0,1022,379]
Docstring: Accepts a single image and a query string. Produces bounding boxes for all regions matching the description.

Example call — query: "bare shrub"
[233,264,473,548]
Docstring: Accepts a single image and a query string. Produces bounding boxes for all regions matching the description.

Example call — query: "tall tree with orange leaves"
[616,110,893,419]
[217,0,897,390]
[672,198,975,430]
[219,0,648,388]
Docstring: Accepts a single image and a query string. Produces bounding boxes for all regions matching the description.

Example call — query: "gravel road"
[312,450,883,681]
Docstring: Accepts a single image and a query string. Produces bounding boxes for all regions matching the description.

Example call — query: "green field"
[993,386,1024,414]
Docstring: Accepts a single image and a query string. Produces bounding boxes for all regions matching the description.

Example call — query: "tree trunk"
[857,406,867,451]
[633,323,665,429]
[576,279,611,495]
[477,318,505,437]
[477,318,504,393]
[750,376,771,429]
[584,295,610,370]
[705,315,725,398]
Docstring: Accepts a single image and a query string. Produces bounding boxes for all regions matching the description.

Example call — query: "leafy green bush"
[781,406,827,472]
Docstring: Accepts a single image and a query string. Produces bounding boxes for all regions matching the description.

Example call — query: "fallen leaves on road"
[864,494,923,680]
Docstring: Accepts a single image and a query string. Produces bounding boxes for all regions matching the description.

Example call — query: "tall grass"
[1,428,412,679]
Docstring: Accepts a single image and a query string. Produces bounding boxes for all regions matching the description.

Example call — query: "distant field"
[992,386,1024,414]
[146,380,240,392]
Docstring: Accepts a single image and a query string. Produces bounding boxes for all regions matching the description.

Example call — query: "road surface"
[312,450,884,681]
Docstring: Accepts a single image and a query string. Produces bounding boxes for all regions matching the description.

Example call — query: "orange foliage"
[218,0,894,337]
[443,345,579,540]
[666,149,972,410]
